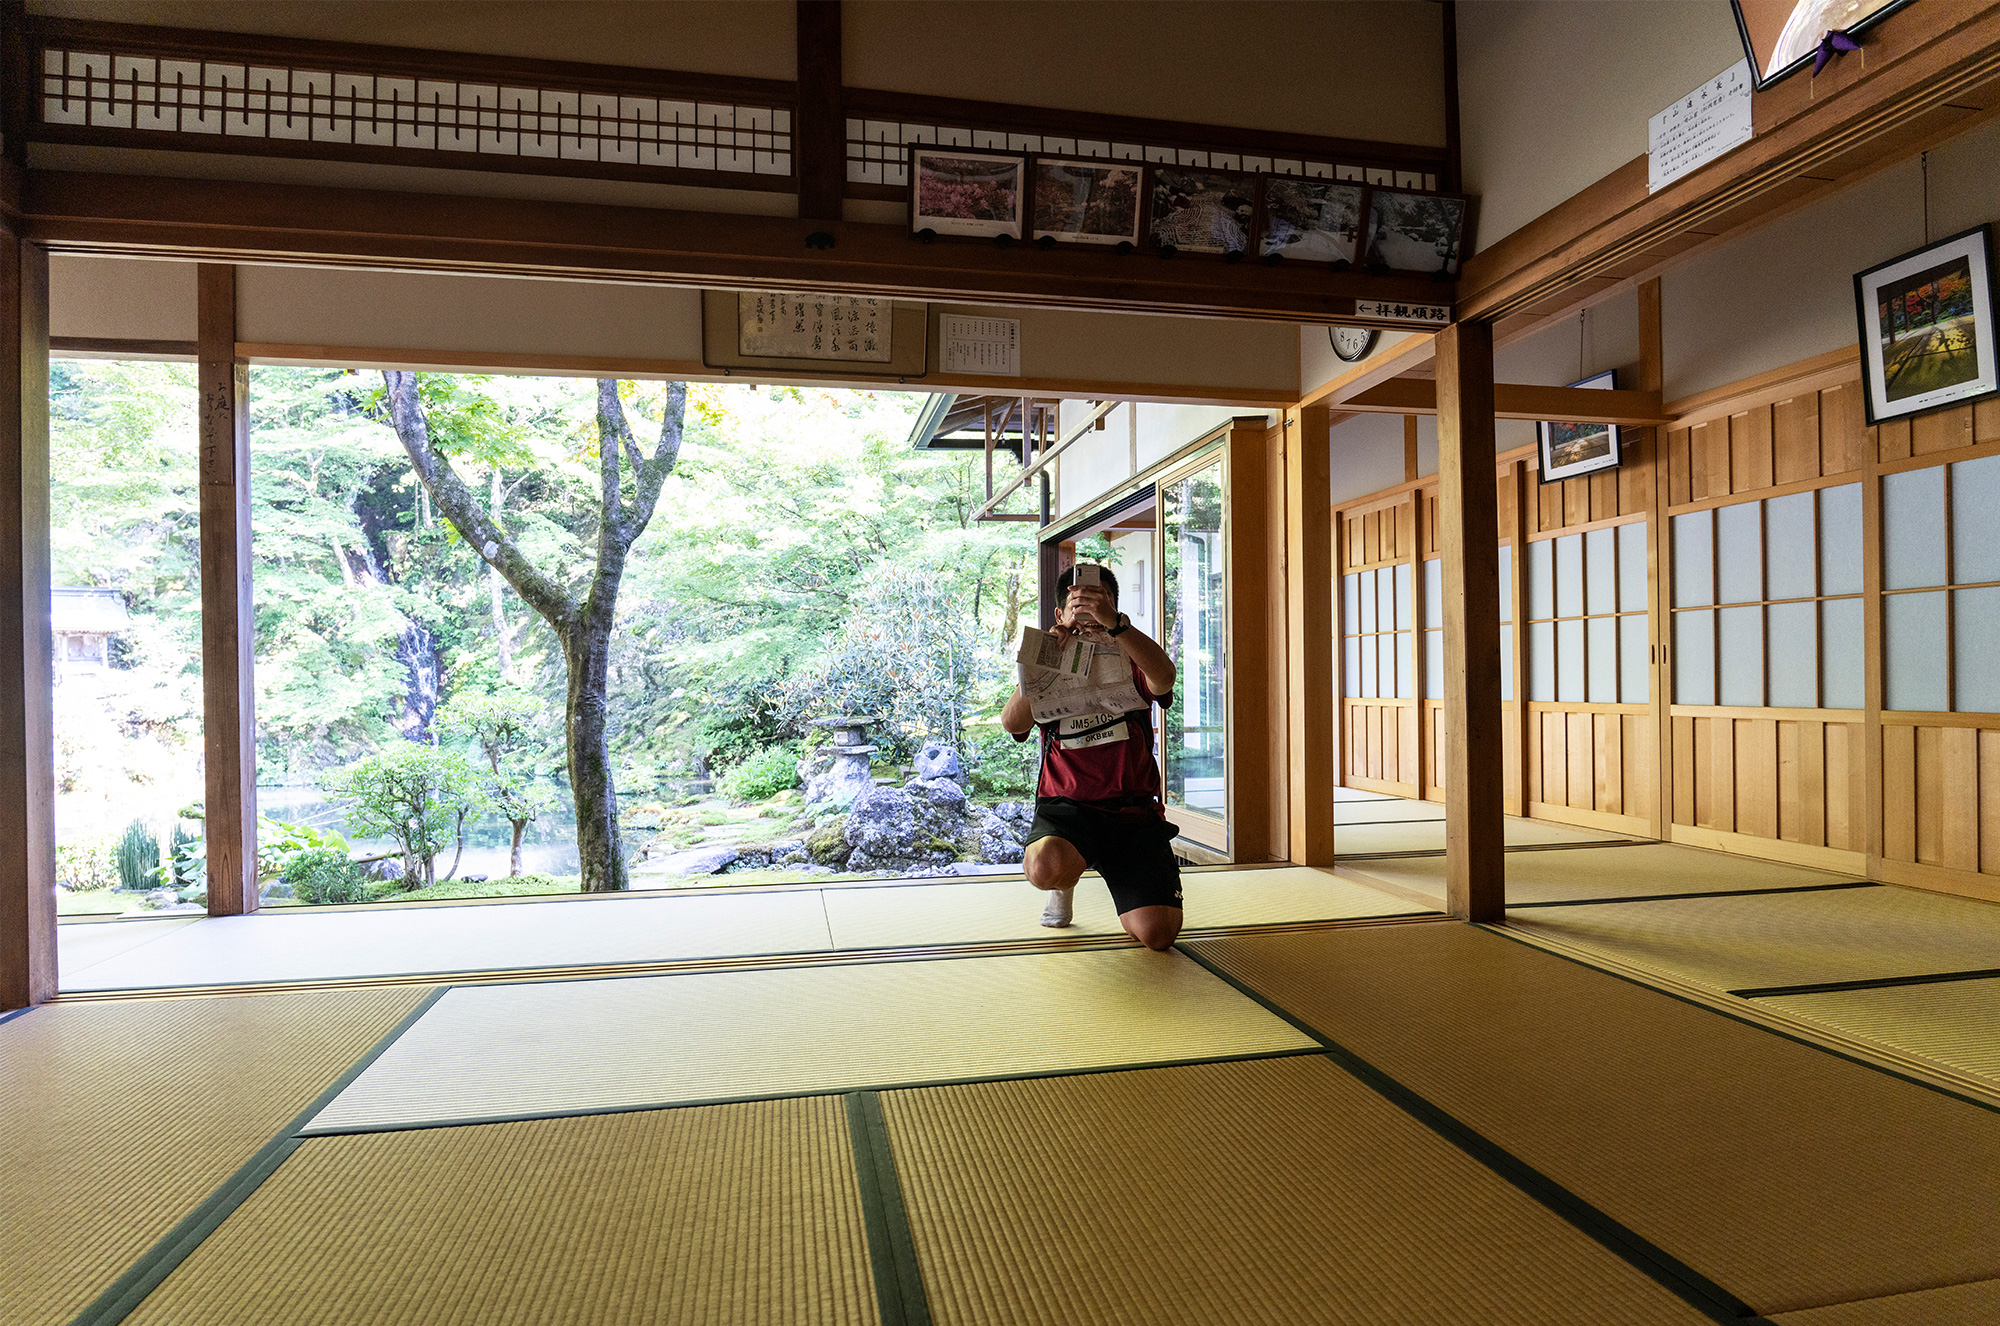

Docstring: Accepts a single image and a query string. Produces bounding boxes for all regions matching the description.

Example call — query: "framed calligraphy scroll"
[701,291,930,377]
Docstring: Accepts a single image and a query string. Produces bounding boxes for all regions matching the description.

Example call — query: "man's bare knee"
[1024,839,1082,891]
[1121,906,1182,951]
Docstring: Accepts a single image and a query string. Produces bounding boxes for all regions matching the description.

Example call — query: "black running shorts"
[1023,798,1183,915]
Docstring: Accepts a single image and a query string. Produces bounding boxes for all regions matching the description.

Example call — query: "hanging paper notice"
[1649,60,1753,194]
[738,291,892,362]
[941,314,1021,376]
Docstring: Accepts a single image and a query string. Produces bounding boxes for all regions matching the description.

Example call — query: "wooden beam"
[1436,320,1504,922]
[1345,379,1666,426]
[1285,403,1336,864]
[0,225,53,1009]
[795,1,843,221]
[1302,331,1437,409]
[20,170,1450,327]
[197,265,257,917]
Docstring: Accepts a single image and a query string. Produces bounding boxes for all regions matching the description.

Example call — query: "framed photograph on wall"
[908,146,1023,241]
[1145,165,1257,257]
[1360,187,1471,278]
[1731,0,1918,91]
[1258,177,1366,266]
[1537,371,1622,484]
[1853,224,1999,425]
[1030,156,1143,247]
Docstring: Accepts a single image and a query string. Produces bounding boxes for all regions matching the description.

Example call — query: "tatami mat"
[1768,1279,2000,1325]
[122,1098,878,1326]
[0,986,431,1326]
[1334,815,1627,856]
[56,916,203,979]
[1766,978,2000,1089]
[60,888,837,990]
[823,867,1428,947]
[1509,885,2000,992]
[1189,925,2000,1315]
[1331,797,1446,824]
[1345,842,1865,908]
[306,948,1314,1132]
[882,1056,1711,1326]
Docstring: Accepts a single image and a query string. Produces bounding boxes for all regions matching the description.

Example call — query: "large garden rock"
[807,814,853,868]
[653,845,739,876]
[914,742,963,782]
[974,800,1035,863]
[845,783,963,873]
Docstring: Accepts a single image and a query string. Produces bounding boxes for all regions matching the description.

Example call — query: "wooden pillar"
[198,266,257,916]
[1227,420,1288,862]
[1284,404,1336,863]
[1505,459,1530,817]
[1436,321,1504,921]
[0,227,53,1008]
[1403,414,1419,482]
[795,0,844,221]
[1639,276,1673,841]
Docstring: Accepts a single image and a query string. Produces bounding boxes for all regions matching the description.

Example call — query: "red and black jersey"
[1014,662,1172,816]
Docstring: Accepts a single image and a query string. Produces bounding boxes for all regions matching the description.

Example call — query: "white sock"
[1040,887,1074,928]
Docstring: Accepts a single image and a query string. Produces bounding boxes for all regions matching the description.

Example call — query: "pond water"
[259,783,598,878]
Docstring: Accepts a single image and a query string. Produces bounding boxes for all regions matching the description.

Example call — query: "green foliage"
[326,743,485,888]
[55,835,119,893]
[372,872,571,904]
[967,727,1038,801]
[718,742,803,802]
[438,688,557,829]
[167,819,202,889]
[257,815,348,881]
[281,846,369,905]
[116,818,161,891]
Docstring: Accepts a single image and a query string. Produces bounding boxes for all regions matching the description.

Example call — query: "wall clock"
[1330,326,1377,362]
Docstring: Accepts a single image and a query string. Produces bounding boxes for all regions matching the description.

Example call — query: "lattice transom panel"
[845,117,1435,192]
[41,47,793,176]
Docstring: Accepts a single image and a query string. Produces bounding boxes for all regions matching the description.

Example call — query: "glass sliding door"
[1161,456,1226,820]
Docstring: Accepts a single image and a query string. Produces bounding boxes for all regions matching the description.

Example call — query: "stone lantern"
[804,713,881,805]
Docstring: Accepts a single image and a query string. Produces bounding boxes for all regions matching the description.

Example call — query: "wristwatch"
[1107,613,1132,638]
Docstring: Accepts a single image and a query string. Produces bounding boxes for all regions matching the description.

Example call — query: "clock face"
[1331,326,1377,362]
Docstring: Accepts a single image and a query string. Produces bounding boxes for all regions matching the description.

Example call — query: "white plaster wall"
[50,256,196,342]
[1662,113,2000,399]
[1457,1,1744,250]
[847,1,1445,146]
[1329,411,1408,505]
[1105,528,1158,638]
[1055,400,1272,519]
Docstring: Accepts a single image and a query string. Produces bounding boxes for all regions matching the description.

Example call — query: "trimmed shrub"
[282,847,369,906]
[55,835,118,893]
[719,743,803,803]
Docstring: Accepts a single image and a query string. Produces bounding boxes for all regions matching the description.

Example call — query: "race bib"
[1058,715,1129,751]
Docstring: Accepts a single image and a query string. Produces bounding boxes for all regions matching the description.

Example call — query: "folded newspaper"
[1016,625,1143,724]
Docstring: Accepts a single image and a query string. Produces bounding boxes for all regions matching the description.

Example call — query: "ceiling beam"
[20,170,1450,326]
[1341,379,1665,426]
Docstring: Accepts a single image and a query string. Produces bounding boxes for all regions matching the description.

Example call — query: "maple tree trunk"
[564,622,626,893]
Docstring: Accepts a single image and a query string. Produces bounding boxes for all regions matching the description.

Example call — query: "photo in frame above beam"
[22,171,1451,325]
